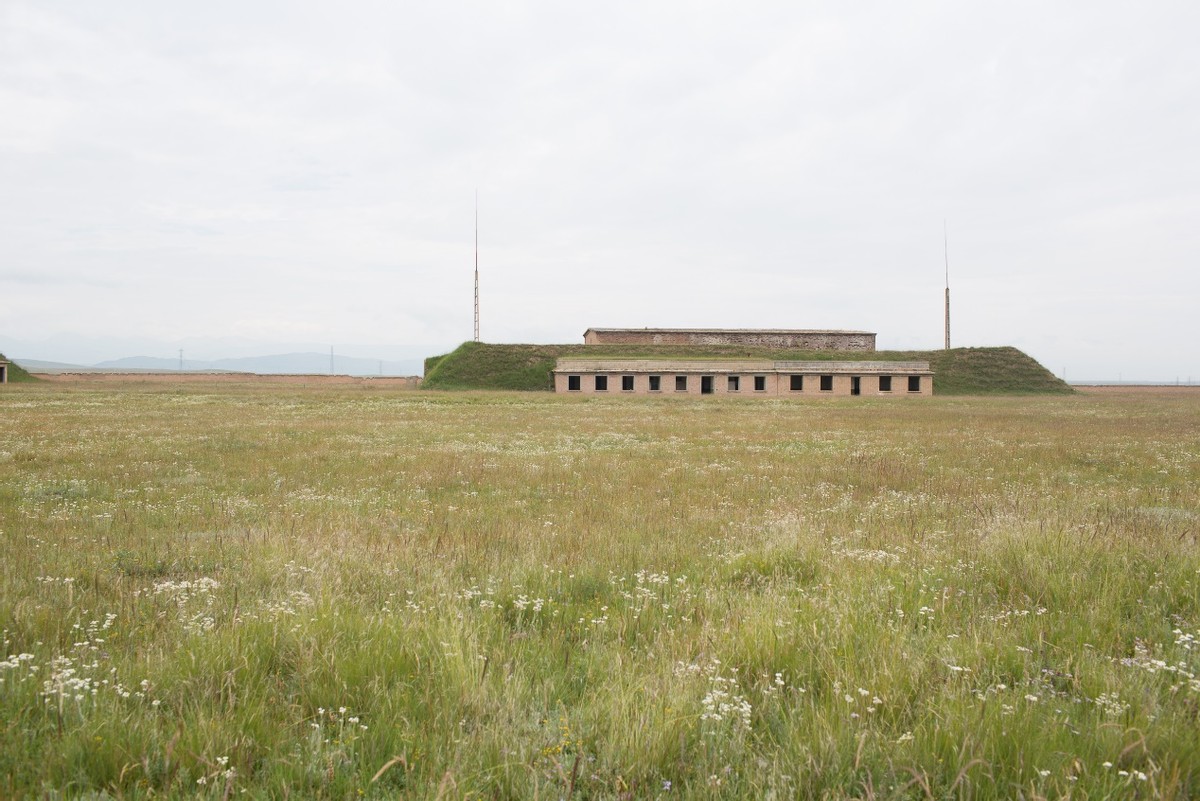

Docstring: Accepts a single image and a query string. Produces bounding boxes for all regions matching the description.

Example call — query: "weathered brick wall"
[583,329,876,351]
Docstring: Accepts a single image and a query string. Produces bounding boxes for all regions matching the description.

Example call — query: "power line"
[474,190,480,343]
[943,221,951,351]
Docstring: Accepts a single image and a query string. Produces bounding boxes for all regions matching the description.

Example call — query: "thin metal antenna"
[943,220,951,350]
[474,190,480,343]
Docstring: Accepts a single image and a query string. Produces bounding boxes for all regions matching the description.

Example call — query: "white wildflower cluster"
[612,570,693,621]
[761,671,789,698]
[456,582,495,607]
[258,590,315,621]
[1174,629,1197,650]
[148,578,220,634]
[42,655,101,705]
[705,537,745,566]
[578,606,610,626]
[0,651,38,688]
[511,595,546,612]
[835,548,902,565]
[36,576,76,586]
[1102,762,1151,782]
[310,705,367,732]
[71,613,117,652]
[283,561,315,580]
[1092,691,1130,717]
[1118,640,1200,693]
[971,681,1009,705]
[195,754,237,788]
[675,658,755,732]
[701,682,752,730]
[987,606,1049,625]
[838,683,884,720]
[297,705,369,782]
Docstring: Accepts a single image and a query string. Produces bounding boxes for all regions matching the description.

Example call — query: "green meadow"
[2,383,1199,799]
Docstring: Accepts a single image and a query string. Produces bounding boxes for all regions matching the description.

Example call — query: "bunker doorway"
[851,376,861,396]
[701,376,714,394]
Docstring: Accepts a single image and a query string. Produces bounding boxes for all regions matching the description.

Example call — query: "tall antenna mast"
[943,220,951,350]
[473,190,480,343]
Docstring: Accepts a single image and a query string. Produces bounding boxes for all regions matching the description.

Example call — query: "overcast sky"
[2,1,1197,380]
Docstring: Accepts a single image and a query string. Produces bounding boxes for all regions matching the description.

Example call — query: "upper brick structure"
[582,328,876,351]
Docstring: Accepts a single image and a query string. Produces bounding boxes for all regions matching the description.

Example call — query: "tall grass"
[1,384,1198,798]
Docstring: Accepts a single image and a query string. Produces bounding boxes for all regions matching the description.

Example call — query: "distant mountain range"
[16,352,424,377]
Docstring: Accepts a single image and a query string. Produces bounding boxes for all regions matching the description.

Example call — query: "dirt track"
[1074,384,1200,395]
[31,372,421,388]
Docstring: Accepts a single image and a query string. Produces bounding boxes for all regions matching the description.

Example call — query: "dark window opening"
[820,375,833,391]
[727,376,740,391]
[851,376,861,396]
[595,375,608,391]
[649,375,661,392]
[879,375,892,392]
[908,375,921,393]
[622,375,635,391]
[675,375,688,391]
[568,375,581,391]
[789,375,803,391]
[754,375,766,391]
[701,376,714,394]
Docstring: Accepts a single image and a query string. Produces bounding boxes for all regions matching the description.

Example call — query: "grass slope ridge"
[0,353,37,382]
[422,342,1071,395]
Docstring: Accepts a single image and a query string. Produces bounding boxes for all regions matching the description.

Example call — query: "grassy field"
[2,383,1198,799]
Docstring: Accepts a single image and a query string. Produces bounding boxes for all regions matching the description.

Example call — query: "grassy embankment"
[2,384,1198,798]
[422,342,1071,395]
[0,352,38,382]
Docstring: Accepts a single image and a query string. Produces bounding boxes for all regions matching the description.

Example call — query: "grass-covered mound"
[0,353,37,382]
[422,342,1071,395]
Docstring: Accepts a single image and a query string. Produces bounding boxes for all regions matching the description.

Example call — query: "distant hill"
[422,342,1073,395]
[19,352,422,377]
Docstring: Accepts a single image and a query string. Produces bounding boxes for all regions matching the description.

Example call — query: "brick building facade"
[553,359,932,397]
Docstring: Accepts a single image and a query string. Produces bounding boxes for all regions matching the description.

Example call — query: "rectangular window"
[568,375,581,391]
[675,375,688,392]
[754,375,766,391]
[908,375,921,393]
[649,375,661,392]
[595,375,608,391]
[789,375,803,391]
[879,375,892,392]
[727,375,740,391]
[622,375,634,391]
[820,375,833,391]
